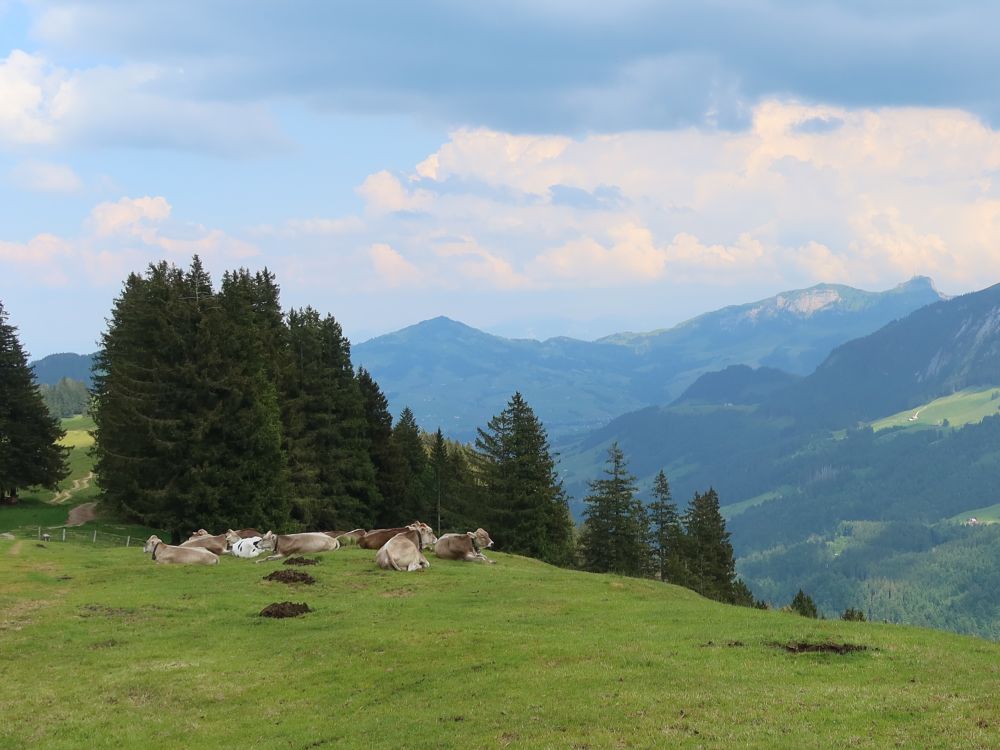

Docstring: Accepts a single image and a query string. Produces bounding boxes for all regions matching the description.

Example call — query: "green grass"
[721,488,789,520]
[1,543,997,749]
[871,387,1000,432]
[947,502,1000,525]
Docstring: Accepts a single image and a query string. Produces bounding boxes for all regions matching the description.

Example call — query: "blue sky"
[2,1,1000,358]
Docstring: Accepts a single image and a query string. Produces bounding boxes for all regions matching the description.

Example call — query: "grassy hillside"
[871,387,1000,432]
[1,542,997,749]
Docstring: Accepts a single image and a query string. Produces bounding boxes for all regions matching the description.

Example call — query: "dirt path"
[66,502,98,527]
[51,472,94,505]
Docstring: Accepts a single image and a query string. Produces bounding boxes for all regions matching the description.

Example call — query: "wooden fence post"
[126,536,130,547]
[92,529,97,543]
[62,528,66,542]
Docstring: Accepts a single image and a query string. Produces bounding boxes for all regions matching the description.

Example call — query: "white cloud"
[1,195,258,287]
[369,243,422,287]
[8,160,82,192]
[346,100,1000,293]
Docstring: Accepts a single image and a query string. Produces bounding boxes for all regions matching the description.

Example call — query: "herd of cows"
[141,523,497,572]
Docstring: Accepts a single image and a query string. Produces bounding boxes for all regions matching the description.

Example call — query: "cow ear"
[467,531,475,538]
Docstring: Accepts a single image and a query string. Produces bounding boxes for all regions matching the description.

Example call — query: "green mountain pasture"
[1,542,997,749]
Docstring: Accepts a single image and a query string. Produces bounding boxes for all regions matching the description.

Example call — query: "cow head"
[224,529,241,545]
[143,535,163,554]
[256,531,277,552]
[470,528,494,549]
[192,529,210,537]
[413,522,437,549]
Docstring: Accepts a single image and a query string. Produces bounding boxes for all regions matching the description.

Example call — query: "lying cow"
[225,530,266,559]
[434,528,496,564]
[144,535,219,565]
[255,530,340,563]
[375,524,439,572]
[359,522,435,550]
[180,530,229,556]
[324,528,366,545]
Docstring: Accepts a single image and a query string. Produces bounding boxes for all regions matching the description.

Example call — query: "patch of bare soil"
[263,570,316,585]
[260,601,311,618]
[283,556,319,566]
[66,501,98,526]
[774,641,868,655]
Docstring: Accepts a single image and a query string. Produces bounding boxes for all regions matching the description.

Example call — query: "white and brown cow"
[434,528,496,564]
[144,535,219,565]
[375,525,439,572]
[225,530,266,559]
[255,530,340,563]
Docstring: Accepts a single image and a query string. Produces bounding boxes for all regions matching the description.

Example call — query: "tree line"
[3,259,761,610]
[578,442,760,607]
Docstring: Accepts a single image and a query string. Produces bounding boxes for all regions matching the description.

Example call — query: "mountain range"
[352,277,942,439]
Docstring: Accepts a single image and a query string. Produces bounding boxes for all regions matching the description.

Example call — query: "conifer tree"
[282,307,379,529]
[579,443,651,576]
[790,589,819,618]
[682,488,739,601]
[389,407,433,522]
[475,392,574,565]
[93,259,292,538]
[357,368,407,526]
[0,300,69,501]
[648,469,686,584]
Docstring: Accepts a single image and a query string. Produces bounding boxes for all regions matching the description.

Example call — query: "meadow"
[1,541,997,749]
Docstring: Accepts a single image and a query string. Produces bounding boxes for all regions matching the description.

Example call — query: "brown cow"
[144,535,219,565]
[180,531,228,556]
[359,522,435,550]
[255,530,340,563]
[434,528,496,564]
[375,526,439,572]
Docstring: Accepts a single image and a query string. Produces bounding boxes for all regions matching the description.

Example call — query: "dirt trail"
[51,472,94,505]
[66,502,98,527]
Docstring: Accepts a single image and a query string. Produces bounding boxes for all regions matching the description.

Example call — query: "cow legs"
[257,553,284,564]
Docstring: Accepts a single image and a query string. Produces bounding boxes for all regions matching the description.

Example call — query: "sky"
[2,1,1000,358]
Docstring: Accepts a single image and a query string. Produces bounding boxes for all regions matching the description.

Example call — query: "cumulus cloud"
[344,100,1000,293]
[1,195,258,287]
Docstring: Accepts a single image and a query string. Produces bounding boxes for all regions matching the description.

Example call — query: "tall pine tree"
[281,307,379,529]
[475,392,574,565]
[0,300,69,501]
[579,443,650,576]
[682,488,739,602]
[647,469,686,584]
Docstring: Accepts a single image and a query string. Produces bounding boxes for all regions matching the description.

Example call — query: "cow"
[225,530,266,559]
[144,535,219,565]
[375,525,439,572]
[324,528,366,545]
[359,522,435,550]
[434,528,496,564]
[180,531,229,556]
[255,530,340,563]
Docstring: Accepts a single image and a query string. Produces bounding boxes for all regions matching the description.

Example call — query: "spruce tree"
[93,259,292,538]
[682,488,739,602]
[579,443,650,576]
[0,300,69,501]
[389,407,433,522]
[790,589,819,618]
[357,367,402,525]
[475,392,574,565]
[648,469,686,584]
[282,307,379,529]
